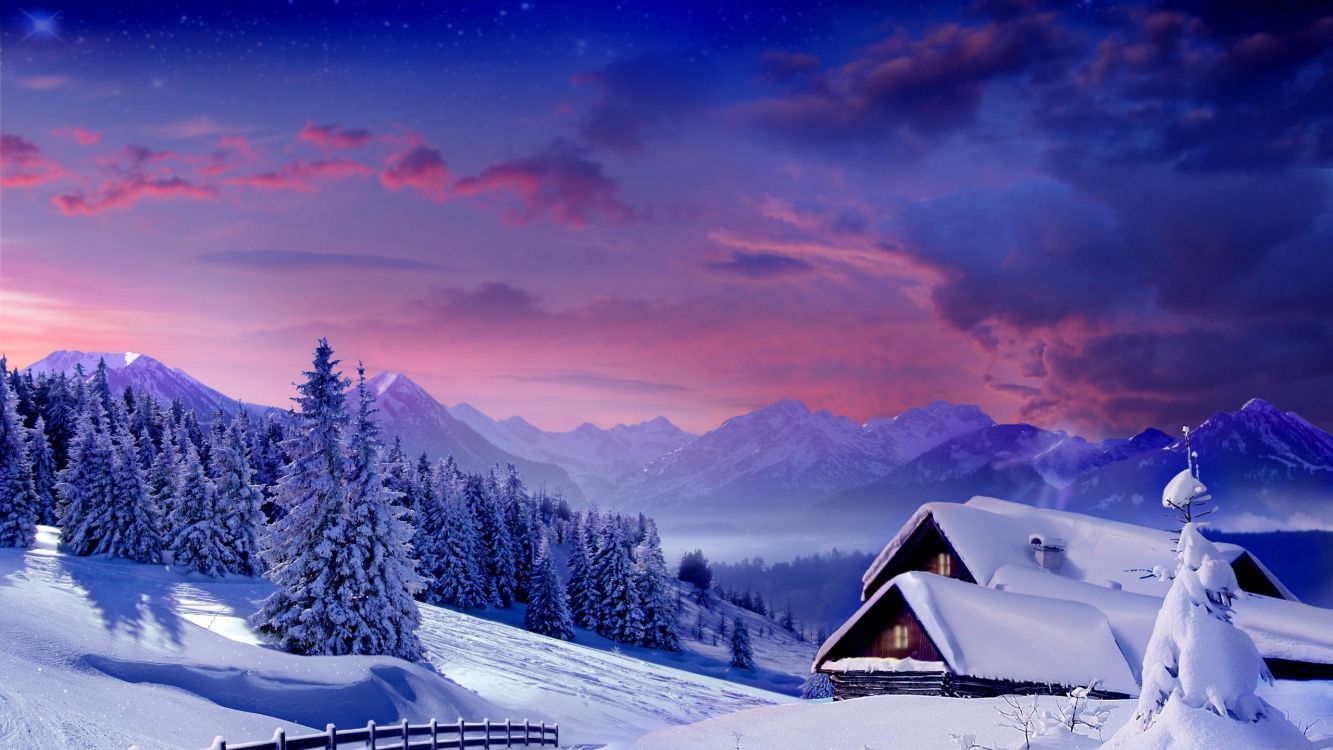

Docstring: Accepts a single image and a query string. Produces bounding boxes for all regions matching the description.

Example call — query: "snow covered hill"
[23,350,269,419]
[0,527,791,749]
[368,372,585,502]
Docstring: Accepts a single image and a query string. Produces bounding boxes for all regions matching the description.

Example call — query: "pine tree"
[467,471,516,607]
[108,428,162,563]
[506,490,538,603]
[333,365,423,660]
[58,401,117,555]
[412,462,448,600]
[148,420,181,540]
[566,515,598,629]
[0,369,38,548]
[730,617,755,670]
[524,535,574,641]
[28,417,58,525]
[429,489,490,610]
[633,521,682,651]
[211,418,265,576]
[170,443,230,576]
[252,338,357,652]
[590,522,643,644]
[40,372,77,471]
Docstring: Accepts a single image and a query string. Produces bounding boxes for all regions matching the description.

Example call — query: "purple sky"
[2,1,1331,435]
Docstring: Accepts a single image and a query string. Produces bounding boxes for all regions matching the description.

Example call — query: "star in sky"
[21,9,63,42]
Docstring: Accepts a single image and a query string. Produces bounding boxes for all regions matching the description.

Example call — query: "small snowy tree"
[58,402,117,554]
[634,521,682,651]
[0,371,38,548]
[170,443,230,576]
[428,491,491,609]
[27,417,58,525]
[590,522,643,644]
[1103,523,1312,749]
[524,536,575,641]
[730,616,755,670]
[148,420,181,540]
[467,471,517,607]
[566,515,598,629]
[108,428,162,563]
[210,419,266,576]
[334,365,424,660]
[800,671,834,699]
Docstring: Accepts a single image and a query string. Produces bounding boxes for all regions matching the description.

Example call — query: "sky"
[1,0,1331,436]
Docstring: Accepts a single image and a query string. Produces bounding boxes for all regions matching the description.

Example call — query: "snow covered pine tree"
[0,365,38,548]
[730,616,755,670]
[524,536,575,641]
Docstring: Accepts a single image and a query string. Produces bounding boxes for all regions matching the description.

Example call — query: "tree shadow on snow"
[57,555,185,648]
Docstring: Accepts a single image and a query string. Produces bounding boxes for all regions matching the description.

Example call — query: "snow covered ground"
[633,682,1333,750]
[0,527,790,749]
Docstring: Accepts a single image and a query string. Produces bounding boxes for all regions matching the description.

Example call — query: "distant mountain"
[23,350,270,419]
[616,399,994,517]
[448,404,695,502]
[368,373,584,501]
[821,398,1333,540]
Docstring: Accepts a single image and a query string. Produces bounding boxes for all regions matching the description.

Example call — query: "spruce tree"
[429,489,490,610]
[148,420,181,540]
[467,471,516,607]
[524,536,574,641]
[170,442,230,576]
[252,338,356,653]
[211,418,266,576]
[0,371,38,548]
[412,462,448,600]
[507,491,538,603]
[40,372,76,471]
[58,401,117,555]
[730,617,755,670]
[333,365,423,660]
[28,417,58,525]
[566,515,597,629]
[590,522,643,644]
[634,522,682,651]
[108,428,162,563]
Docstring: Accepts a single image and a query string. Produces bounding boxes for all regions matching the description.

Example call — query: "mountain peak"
[757,398,810,416]
[368,370,434,402]
[1240,397,1282,416]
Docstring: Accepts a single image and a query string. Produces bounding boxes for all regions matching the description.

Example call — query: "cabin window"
[933,552,952,577]
[892,624,909,651]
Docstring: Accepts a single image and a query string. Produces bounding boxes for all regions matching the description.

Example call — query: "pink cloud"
[228,159,372,191]
[452,139,643,227]
[18,75,73,92]
[1,134,66,188]
[298,122,374,151]
[52,127,103,146]
[53,176,218,216]
[380,145,450,201]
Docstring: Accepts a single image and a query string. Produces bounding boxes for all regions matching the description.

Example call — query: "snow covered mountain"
[23,350,270,418]
[368,372,584,501]
[616,399,994,517]
[823,398,1333,540]
[448,404,696,501]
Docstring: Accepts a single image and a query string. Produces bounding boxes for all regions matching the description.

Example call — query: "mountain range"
[22,351,1333,549]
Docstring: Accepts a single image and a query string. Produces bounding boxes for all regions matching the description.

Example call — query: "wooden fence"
[205,718,559,750]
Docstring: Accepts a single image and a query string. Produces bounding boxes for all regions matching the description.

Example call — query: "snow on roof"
[861,497,1269,600]
[1233,595,1333,665]
[818,571,1141,695]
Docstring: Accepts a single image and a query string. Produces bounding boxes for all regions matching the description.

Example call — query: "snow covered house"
[814,497,1333,700]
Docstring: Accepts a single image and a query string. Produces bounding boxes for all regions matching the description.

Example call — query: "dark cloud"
[453,139,645,227]
[1,133,65,188]
[298,122,373,151]
[198,250,435,271]
[574,54,713,156]
[426,282,541,324]
[739,11,1074,153]
[705,251,816,280]
[380,145,450,201]
[758,50,820,83]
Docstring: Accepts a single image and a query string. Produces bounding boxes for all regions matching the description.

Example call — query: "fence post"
[429,718,438,750]
[504,719,511,748]
[401,718,410,750]
[457,718,465,750]
[538,722,544,748]
[553,724,558,748]
[274,727,287,750]
[523,719,530,747]
[483,719,491,749]
[326,723,337,750]
[368,720,377,750]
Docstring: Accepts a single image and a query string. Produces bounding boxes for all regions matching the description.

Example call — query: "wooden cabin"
[815,496,1333,700]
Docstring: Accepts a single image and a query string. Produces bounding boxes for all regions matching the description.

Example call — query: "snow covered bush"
[730,616,754,670]
[800,671,834,699]
[1102,523,1312,750]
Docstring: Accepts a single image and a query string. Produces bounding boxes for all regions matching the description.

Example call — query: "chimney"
[1029,534,1067,572]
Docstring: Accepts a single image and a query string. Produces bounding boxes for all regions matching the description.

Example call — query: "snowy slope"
[632,681,1333,750]
[0,527,792,749]
[368,372,584,502]
[0,528,497,750]
[23,350,270,419]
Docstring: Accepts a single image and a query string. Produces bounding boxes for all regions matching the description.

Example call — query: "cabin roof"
[861,497,1295,601]
[817,571,1141,695]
